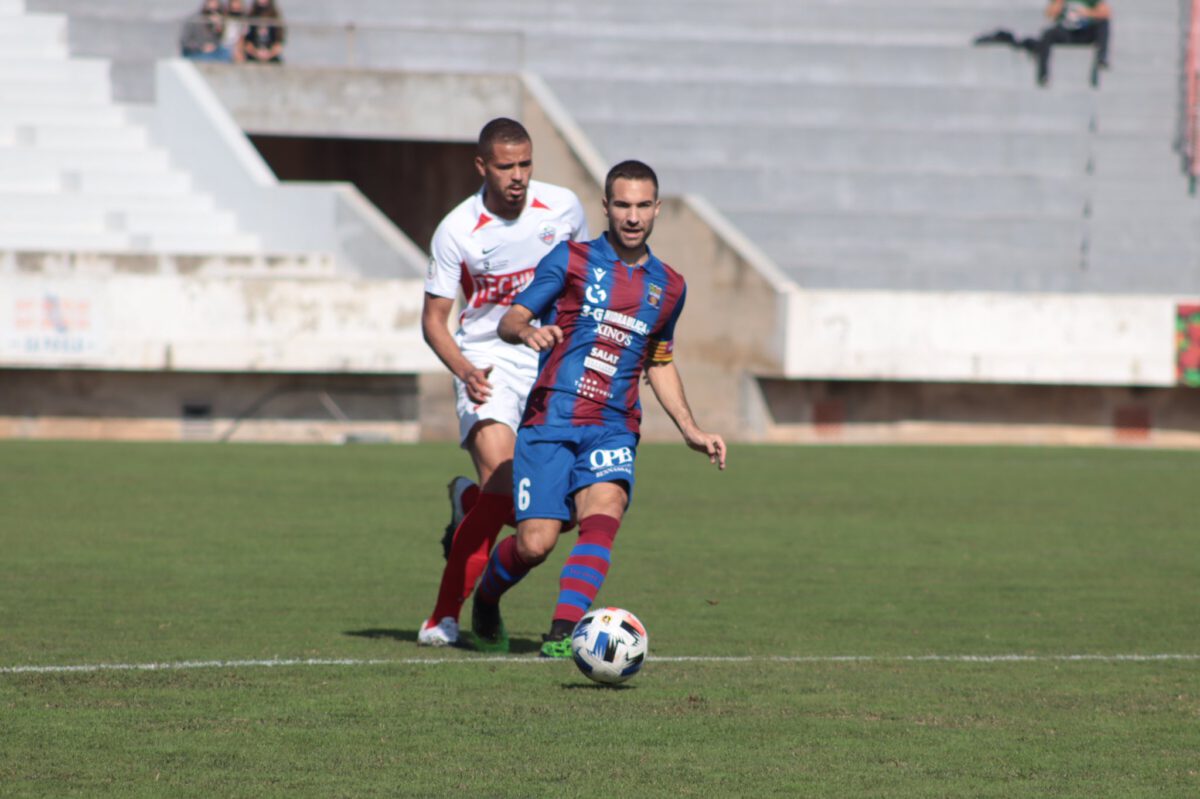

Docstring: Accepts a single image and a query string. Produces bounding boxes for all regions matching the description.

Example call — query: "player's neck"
[609,240,649,268]
[482,189,524,221]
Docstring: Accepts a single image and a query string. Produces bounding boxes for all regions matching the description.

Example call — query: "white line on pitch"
[2,653,1199,675]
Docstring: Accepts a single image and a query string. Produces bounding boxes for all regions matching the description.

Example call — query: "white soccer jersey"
[426,180,589,369]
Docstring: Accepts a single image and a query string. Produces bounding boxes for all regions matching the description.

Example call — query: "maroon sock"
[426,491,511,624]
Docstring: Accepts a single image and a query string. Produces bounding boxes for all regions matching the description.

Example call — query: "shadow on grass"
[342,628,544,655]
[344,628,418,643]
[559,682,635,691]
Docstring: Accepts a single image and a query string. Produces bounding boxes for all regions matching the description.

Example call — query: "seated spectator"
[242,0,287,64]
[223,0,248,63]
[180,0,232,62]
[974,0,1111,87]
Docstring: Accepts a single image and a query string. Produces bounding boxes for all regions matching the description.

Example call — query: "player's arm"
[499,241,571,351]
[421,293,493,403]
[645,360,727,470]
[1045,0,1065,20]
[1089,2,1110,19]
[498,304,562,352]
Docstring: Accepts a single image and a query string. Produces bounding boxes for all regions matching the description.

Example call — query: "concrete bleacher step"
[670,171,1089,216]
[0,229,263,254]
[0,103,127,129]
[0,195,236,242]
[0,145,172,173]
[0,231,130,250]
[531,43,1030,86]
[144,232,263,254]
[0,121,148,149]
[730,210,1084,251]
[278,0,1049,34]
[0,77,110,105]
[3,163,192,194]
[587,122,1095,175]
[0,13,66,57]
[0,55,108,85]
[26,0,1200,293]
[558,79,1102,133]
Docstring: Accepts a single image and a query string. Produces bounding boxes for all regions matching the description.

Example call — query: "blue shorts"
[512,425,639,522]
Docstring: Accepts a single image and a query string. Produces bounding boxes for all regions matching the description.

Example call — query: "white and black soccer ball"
[570,607,648,685]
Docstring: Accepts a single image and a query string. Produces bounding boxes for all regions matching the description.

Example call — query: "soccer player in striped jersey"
[474,159,727,657]
[417,118,588,647]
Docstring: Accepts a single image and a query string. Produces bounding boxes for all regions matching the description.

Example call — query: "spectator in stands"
[242,0,287,64]
[180,0,232,62]
[974,0,1111,87]
[223,0,248,63]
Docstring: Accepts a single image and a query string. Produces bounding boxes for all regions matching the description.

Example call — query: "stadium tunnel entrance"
[248,135,478,256]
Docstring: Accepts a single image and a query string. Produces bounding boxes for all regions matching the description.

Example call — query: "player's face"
[604,178,660,254]
[476,140,533,219]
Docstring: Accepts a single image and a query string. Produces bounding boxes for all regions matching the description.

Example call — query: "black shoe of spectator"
[973,29,1017,46]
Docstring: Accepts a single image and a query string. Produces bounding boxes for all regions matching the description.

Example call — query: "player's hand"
[463,365,493,405]
[684,430,727,471]
[520,324,564,353]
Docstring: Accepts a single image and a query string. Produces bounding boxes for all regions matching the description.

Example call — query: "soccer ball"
[570,607,648,685]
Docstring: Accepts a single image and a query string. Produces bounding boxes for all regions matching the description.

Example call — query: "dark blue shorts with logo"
[512,424,638,522]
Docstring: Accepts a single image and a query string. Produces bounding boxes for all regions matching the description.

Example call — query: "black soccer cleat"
[470,596,508,653]
[441,476,475,560]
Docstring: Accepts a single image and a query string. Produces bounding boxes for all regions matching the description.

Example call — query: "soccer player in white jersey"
[418,118,589,647]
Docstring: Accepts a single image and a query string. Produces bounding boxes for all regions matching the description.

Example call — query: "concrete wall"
[758,379,1200,449]
[197,64,521,142]
[0,252,437,374]
[782,290,1186,387]
[0,369,419,443]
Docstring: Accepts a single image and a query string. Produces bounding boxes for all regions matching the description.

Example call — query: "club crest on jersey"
[647,283,664,307]
[539,224,556,245]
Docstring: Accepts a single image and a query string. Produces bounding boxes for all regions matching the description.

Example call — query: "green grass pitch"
[1,440,1198,797]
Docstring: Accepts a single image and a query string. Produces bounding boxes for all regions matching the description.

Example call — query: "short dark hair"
[477,118,531,160]
[604,160,658,200]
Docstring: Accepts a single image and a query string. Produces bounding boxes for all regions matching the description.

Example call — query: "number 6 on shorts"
[517,477,531,511]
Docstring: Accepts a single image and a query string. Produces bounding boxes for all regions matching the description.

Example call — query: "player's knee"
[515,531,555,565]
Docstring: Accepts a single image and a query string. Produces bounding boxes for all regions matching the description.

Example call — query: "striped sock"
[552,514,620,625]
[476,534,532,605]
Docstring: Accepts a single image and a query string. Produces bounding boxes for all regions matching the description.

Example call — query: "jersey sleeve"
[566,193,590,242]
[424,221,464,299]
[649,284,686,363]
[515,241,571,318]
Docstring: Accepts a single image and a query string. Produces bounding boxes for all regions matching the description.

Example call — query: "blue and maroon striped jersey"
[514,233,687,434]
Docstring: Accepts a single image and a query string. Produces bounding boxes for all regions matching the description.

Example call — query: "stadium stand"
[10,0,1200,444]
[29,0,1200,294]
[1,0,436,442]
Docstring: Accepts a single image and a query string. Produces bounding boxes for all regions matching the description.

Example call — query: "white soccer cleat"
[417,616,459,647]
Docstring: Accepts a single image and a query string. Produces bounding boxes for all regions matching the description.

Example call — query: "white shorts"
[454,354,536,446]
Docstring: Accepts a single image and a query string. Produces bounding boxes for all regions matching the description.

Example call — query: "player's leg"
[465,517,561,653]
[419,423,514,646]
[418,366,524,647]
[539,481,628,658]
[441,475,480,561]
[540,428,637,658]
[469,427,573,652]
